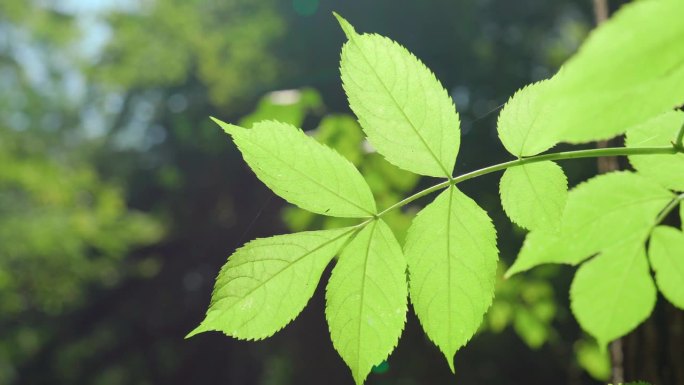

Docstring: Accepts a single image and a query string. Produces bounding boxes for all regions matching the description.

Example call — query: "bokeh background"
[2,0,682,384]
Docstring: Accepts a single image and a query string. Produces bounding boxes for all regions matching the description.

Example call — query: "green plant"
[188,1,684,383]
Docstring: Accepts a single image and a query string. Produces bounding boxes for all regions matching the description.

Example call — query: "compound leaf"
[336,14,460,178]
[326,220,407,385]
[648,226,684,309]
[570,240,656,347]
[626,111,684,191]
[405,186,498,371]
[214,118,376,218]
[499,161,567,230]
[507,172,673,276]
[189,227,354,340]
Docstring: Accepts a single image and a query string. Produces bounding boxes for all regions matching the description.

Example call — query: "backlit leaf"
[336,14,460,178]
[648,226,684,309]
[326,220,407,385]
[499,161,567,230]
[405,186,498,371]
[507,172,673,276]
[626,111,684,191]
[570,240,656,347]
[214,118,376,217]
[189,227,354,340]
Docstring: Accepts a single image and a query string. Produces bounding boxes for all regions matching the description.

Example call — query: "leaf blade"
[189,227,354,340]
[626,111,684,191]
[326,220,408,385]
[570,240,656,347]
[507,172,673,276]
[499,161,567,230]
[405,186,498,370]
[337,15,460,178]
[214,118,376,217]
[648,226,684,309]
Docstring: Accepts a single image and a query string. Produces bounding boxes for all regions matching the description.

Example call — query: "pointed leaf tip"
[332,12,356,39]
[185,323,208,339]
[446,355,455,373]
[210,116,240,136]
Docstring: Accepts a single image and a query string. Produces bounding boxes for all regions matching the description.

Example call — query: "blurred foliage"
[95,0,284,107]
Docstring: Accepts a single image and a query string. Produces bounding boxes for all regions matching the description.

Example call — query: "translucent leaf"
[499,161,567,230]
[648,226,684,309]
[626,111,684,191]
[497,0,684,152]
[405,186,498,371]
[326,220,407,385]
[336,14,460,178]
[507,172,673,277]
[570,240,656,347]
[214,118,376,217]
[497,80,558,157]
[575,338,610,381]
[188,227,354,340]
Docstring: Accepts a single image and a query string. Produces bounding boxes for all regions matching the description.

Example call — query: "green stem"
[376,145,678,218]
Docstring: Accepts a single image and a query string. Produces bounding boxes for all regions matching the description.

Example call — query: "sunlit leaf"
[326,220,407,385]
[189,227,354,339]
[570,240,656,347]
[648,226,684,309]
[336,14,460,178]
[214,118,376,217]
[499,161,567,230]
[507,172,673,276]
[405,186,498,371]
[626,111,684,191]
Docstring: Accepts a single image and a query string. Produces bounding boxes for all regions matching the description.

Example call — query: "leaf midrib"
[346,34,451,178]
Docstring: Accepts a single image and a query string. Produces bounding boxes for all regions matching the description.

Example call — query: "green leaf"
[336,14,460,178]
[188,227,354,340]
[213,118,376,217]
[497,0,684,151]
[570,240,656,347]
[626,111,684,191]
[648,226,684,309]
[499,161,567,230]
[575,338,610,381]
[326,220,407,385]
[405,186,498,371]
[497,80,558,156]
[507,172,673,277]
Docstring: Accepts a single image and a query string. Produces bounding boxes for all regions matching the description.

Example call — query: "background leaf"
[326,220,407,385]
[337,14,460,178]
[499,161,567,230]
[626,111,684,191]
[189,227,354,340]
[214,118,376,217]
[405,186,498,371]
[507,172,673,276]
[570,240,656,347]
[648,226,684,309]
